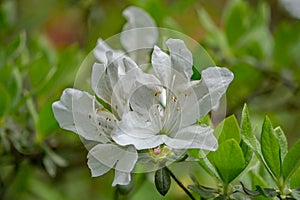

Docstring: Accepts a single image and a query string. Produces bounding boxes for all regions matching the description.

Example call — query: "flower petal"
[151,45,172,86]
[87,153,111,177]
[166,39,193,79]
[88,143,138,173]
[164,125,217,151]
[193,66,234,118]
[94,39,124,65]
[52,88,110,143]
[91,63,112,103]
[111,67,161,117]
[111,112,163,150]
[112,171,131,186]
[120,6,158,62]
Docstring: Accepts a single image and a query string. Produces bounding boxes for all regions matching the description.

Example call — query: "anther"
[171,96,177,102]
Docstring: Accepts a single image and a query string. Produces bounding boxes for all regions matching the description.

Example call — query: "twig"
[166,167,196,200]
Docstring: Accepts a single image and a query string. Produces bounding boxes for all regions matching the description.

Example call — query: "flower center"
[149,145,173,161]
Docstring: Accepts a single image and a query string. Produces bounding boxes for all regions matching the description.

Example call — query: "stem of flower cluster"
[166,167,196,200]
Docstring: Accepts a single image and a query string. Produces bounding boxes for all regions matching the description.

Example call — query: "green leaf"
[198,150,221,180]
[240,104,260,154]
[274,126,288,161]
[188,175,218,198]
[248,171,268,188]
[211,139,245,184]
[261,116,281,179]
[214,115,241,144]
[240,140,253,168]
[154,167,171,196]
[255,186,277,198]
[240,182,260,196]
[188,185,216,199]
[291,167,300,189]
[282,139,300,180]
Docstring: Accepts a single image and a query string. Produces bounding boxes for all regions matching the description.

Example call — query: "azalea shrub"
[1,0,300,200]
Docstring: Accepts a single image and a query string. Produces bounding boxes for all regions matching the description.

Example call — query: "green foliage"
[210,139,245,184]
[261,117,281,179]
[214,115,240,144]
[154,167,171,196]
[282,139,300,180]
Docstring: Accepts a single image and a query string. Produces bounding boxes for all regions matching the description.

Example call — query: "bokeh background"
[1,0,300,199]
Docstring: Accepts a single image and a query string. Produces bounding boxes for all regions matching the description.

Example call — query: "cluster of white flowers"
[52,6,233,186]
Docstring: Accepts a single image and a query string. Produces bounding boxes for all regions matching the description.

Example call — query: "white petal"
[111,67,161,117]
[94,39,124,65]
[88,144,138,173]
[123,57,138,73]
[113,112,156,139]
[164,125,217,151]
[52,88,110,142]
[112,130,163,150]
[87,153,111,177]
[194,66,234,118]
[91,63,112,103]
[166,39,193,79]
[151,45,172,86]
[112,171,131,186]
[120,6,158,59]
[111,112,163,150]
[129,84,161,119]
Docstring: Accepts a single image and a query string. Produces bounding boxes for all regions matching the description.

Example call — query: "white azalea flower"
[53,4,234,184]
[111,39,234,155]
[52,88,138,186]
[52,5,159,186]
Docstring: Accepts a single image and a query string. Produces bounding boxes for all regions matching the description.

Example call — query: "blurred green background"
[0,0,300,199]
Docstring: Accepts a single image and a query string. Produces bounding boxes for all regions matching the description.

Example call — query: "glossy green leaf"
[240,104,260,153]
[290,167,300,189]
[240,104,268,172]
[240,140,253,168]
[274,126,288,161]
[198,150,221,180]
[261,116,281,179]
[214,115,241,144]
[282,139,300,180]
[211,139,245,184]
[155,167,171,196]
